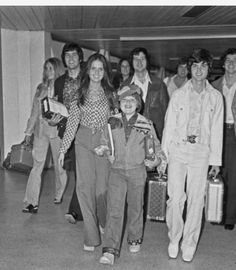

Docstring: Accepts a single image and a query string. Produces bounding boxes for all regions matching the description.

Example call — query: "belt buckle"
[187,135,197,144]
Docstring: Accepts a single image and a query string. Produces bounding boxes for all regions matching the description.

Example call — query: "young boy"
[95,84,166,265]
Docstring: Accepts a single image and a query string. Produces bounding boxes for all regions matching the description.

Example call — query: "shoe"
[182,247,196,262]
[168,243,179,259]
[22,204,38,214]
[129,243,141,253]
[210,221,224,226]
[65,212,77,224]
[54,198,63,204]
[99,252,115,265]
[224,224,235,230]
[83,244,95,252]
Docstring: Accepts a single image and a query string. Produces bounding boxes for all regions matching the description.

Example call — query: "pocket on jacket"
[175,105,186,127]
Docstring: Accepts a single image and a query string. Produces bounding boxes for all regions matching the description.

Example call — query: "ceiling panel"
[16,6,42,30]
[0,6,29,30]
[1,5,236,71]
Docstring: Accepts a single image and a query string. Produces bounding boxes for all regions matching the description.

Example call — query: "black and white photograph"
[0,3,236,270]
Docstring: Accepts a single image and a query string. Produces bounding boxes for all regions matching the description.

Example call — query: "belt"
[186,135,198,144]
[224,123,234,129]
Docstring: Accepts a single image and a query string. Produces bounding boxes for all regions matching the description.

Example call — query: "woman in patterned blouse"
[59,53,116,252]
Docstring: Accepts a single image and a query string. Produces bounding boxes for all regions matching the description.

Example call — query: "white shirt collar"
[131,71,152,85]
[189,79,210,94]
[222,76,236,90]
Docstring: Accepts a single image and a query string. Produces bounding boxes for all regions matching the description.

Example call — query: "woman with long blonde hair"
[23,57,67,213]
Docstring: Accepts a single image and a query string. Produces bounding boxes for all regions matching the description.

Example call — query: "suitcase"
[205,174,224,223]
[146,173,167,221]
[10,143,33,172]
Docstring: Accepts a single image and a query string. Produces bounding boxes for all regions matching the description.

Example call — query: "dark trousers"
[66,143,83,221]
[222,127,236,225]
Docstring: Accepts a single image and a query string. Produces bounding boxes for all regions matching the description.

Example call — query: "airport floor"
[0,168,235,270]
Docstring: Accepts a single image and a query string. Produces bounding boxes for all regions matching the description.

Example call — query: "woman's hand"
[47,113,63,126]
[58,152,65,168]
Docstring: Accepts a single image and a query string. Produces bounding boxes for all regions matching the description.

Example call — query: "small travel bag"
[205,174,224,223]
[10,142,33,172]
[146,173,167,221]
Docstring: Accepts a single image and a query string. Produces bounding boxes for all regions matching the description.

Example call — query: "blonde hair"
[42,57,64,84]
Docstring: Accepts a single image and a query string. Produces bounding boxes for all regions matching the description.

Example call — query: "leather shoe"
[99,252,115,265]
[22,204,38,214]
[168,243,179,259]
[224,224,235,230]
[182,247,196,262]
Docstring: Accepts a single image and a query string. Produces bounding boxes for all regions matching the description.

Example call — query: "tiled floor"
[0,168,235,270]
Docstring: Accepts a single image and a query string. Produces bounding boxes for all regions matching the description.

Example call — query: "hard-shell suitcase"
[146,173,167,221]
[10,143,33,172]
[205,174,224,223]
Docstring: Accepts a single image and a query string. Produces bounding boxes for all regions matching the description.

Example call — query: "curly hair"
[129,47,150,71]
[220,48,236,67]
[187,48,213,77]
[61,42,84,67]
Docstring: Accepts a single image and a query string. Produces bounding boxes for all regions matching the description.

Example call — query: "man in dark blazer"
[121,47,169,141]
[54,42,84,223]
[212,48,236,231]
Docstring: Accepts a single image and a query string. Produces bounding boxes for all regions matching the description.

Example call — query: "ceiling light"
[120,34,236,41]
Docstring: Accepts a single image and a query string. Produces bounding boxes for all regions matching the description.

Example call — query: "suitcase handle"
[208,173,222,183]
[149,172,167,182]
[21,139,33,151]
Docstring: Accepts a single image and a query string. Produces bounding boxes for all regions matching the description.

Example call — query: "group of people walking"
[21,42,236,265]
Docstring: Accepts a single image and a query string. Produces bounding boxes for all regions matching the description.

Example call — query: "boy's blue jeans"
[103,166,147,254]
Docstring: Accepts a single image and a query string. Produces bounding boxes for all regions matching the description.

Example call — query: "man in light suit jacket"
[212,48,236,231]
[121,47,169,141]
[162,48,224,262]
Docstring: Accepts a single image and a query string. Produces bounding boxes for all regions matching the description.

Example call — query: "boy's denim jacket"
[100,113,166,170]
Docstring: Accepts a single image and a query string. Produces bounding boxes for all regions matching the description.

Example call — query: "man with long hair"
[162,48,223,262]
[122,47,169,141]
[54,42,84,222]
